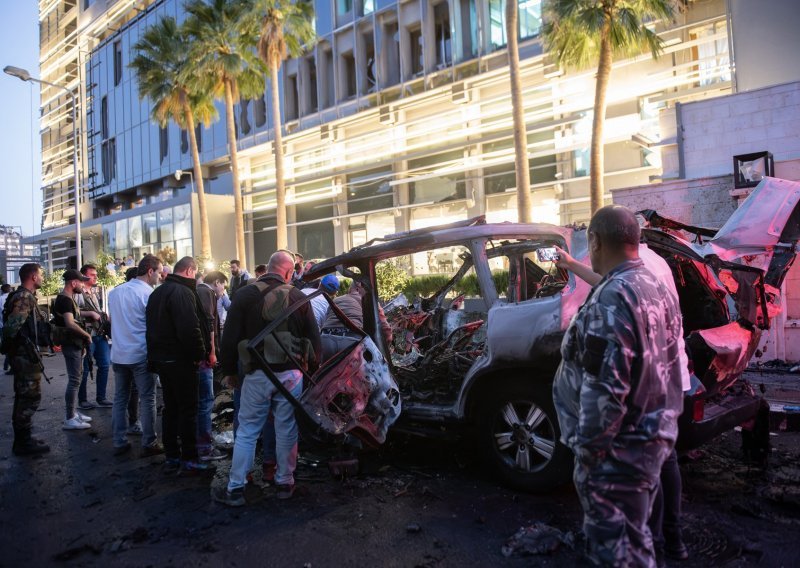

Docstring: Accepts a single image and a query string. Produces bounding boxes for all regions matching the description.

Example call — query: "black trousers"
[649,448,684,550]
[158,361,199,462]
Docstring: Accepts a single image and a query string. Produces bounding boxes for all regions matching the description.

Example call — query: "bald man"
[214,251,321,506]
[553,205,684,567]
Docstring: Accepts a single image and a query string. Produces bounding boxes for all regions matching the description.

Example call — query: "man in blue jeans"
[212,251,320,506]
[108,255,164,457]
[76,264,112,409]
[196,271,228,461]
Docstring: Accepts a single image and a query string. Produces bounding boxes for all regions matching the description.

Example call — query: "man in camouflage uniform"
[2,263,50,456]
[553,206,684,567]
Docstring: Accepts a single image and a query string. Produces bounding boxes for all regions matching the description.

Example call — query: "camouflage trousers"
[11,355,43,441]
[574,462,659,568]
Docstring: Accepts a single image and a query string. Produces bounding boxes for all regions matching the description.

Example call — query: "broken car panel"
[257,177,799,492]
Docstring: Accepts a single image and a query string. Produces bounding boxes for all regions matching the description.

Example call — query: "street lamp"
[174,169,194,194]
[4,65,83,268]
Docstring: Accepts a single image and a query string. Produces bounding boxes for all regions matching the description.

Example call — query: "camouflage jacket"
[553,259,684,478]
[2,287,46,353]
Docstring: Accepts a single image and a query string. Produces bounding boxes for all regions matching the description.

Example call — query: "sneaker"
[113,442,132,456]
[211,485,245,507]
[199,447,228,462]
[13,438,51,456]
[78,400,96,410]
[126,422,143,435]
[179,460,215,476]
[163,458,181,475]
[262,461,277,483]
[75,411,93,423]
[63,416,91,430]
[96,399,114,407]
[275,483,295,500]
[141,443,165,458]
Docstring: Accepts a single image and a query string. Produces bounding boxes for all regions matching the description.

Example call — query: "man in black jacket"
[146,256,211,475]
[212,250,320,505]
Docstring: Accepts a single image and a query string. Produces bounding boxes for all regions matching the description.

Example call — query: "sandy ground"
[1,356,798,567]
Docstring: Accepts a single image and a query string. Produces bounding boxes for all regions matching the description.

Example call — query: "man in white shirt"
[108,254,163,456]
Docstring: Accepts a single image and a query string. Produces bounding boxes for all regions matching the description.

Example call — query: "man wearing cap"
[301,274,340,328]
[320,280,393,360]
[54,269,94,430]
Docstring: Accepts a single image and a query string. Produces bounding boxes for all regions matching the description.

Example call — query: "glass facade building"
[35,0,743,268]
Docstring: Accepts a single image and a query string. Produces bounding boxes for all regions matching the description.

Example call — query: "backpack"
[237,282,314,373]
[0,289,52,355]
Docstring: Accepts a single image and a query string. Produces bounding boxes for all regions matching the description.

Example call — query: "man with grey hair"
[213,250,320,505]
[553,205,684,567]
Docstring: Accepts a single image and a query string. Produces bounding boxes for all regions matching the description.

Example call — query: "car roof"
[306,217,573,279]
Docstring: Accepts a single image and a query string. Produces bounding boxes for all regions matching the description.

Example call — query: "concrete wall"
[730,0,800,93]
[679,81,800,179]
[610,175,737,229]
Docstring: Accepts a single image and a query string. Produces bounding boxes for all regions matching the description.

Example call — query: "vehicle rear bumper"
[677,389,761,451]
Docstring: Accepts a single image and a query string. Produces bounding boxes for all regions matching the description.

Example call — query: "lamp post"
[174,169,194,194]
[4,65,82,268]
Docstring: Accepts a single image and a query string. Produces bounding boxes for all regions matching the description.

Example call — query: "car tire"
[476,381,573,492]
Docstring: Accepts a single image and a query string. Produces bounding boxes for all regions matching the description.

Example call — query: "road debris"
[501,522,575,557]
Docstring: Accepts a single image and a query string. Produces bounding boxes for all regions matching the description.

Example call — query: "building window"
[457,0,477,60]
[347,168,394,214]
[159,126,168,163]
[409,26,423,76]
[239,100,252,135]
[113,40,122,86]
[488,0,505,49]
[285,73,299,120]
[101,138,116,183]
[360,28,376,95]
[363,0,374,15]
[320,47,335,108]
[433,2,452,68]
[337,0,352,15]
[180,129,189,154]
[195,124,203,153]
[380,20,400,87]
[296,198,335,259]
[340,51,356,99]
[100,96,108,139]
[519,0,542,39]
[255,95,267,127]
[409,150,466,203]
[690,22,731,86]
[305,57,318,114]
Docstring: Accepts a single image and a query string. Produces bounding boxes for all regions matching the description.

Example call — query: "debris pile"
[501,522,575,557]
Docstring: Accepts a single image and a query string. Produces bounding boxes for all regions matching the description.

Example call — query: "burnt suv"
[247,178,799,492]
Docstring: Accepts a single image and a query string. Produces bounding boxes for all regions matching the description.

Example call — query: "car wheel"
[477,381,573,492]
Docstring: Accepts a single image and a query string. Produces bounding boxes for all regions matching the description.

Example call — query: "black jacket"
[146,274,208,364]
[220,274,321,376]
[196,282,220,360]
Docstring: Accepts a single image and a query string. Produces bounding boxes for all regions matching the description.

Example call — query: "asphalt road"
[1,356,799,567]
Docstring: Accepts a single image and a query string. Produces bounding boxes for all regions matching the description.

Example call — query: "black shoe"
[13,438,51,456]
[113,442,132,456]
[665,541,689,561]
[211,485,245,507]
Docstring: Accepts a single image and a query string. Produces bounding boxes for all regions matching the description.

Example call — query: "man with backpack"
[2,263,51,455]
[212,250,320,506]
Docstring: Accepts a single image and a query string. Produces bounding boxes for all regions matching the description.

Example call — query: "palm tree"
[184,0,267,262]
[130,16,218,259]
[254,0,315,250]
[506,0,532,223]
[543,0,676,214]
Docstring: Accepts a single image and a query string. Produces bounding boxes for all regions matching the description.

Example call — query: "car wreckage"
[246,177,800,491]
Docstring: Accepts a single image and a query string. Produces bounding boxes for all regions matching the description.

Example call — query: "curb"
[769,403,800,432]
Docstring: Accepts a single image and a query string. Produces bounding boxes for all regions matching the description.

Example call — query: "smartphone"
[536,247,559,263]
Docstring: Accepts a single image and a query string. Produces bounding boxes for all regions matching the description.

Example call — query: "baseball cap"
[320,274,339,294]
[63,269,90,282]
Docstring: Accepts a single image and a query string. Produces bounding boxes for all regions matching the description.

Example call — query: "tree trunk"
[184,106,211,260]
[224,80,247,262]
[270,54,288,250]
[506,0,531,223]
[590,25,613,215]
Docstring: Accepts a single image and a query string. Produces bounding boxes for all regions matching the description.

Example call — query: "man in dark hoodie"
[146,256,210,475]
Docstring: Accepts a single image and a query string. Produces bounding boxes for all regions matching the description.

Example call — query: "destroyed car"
[248,177,799,492]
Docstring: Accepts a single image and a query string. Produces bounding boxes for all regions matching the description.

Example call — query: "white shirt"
[0,292,8,327]
[108,278,153,365]
[302,287,330,329]
[640,244,692,391]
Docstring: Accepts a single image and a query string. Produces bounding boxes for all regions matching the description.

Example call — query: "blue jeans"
[111,361,157,448]
[80,335,110,402]
[233,378,276,463]
[62,345,85,420]
[228,369,301,490]
[197,367,214,453]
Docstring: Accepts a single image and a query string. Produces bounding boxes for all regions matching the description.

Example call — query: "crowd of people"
[2,204,692,566]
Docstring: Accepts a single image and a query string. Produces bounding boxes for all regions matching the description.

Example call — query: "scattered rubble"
[501,522,575,557]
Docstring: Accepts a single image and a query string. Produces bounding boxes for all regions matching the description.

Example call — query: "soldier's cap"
[63,269,90,282]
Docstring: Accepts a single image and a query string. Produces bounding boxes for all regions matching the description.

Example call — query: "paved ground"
[1,356,799,567]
